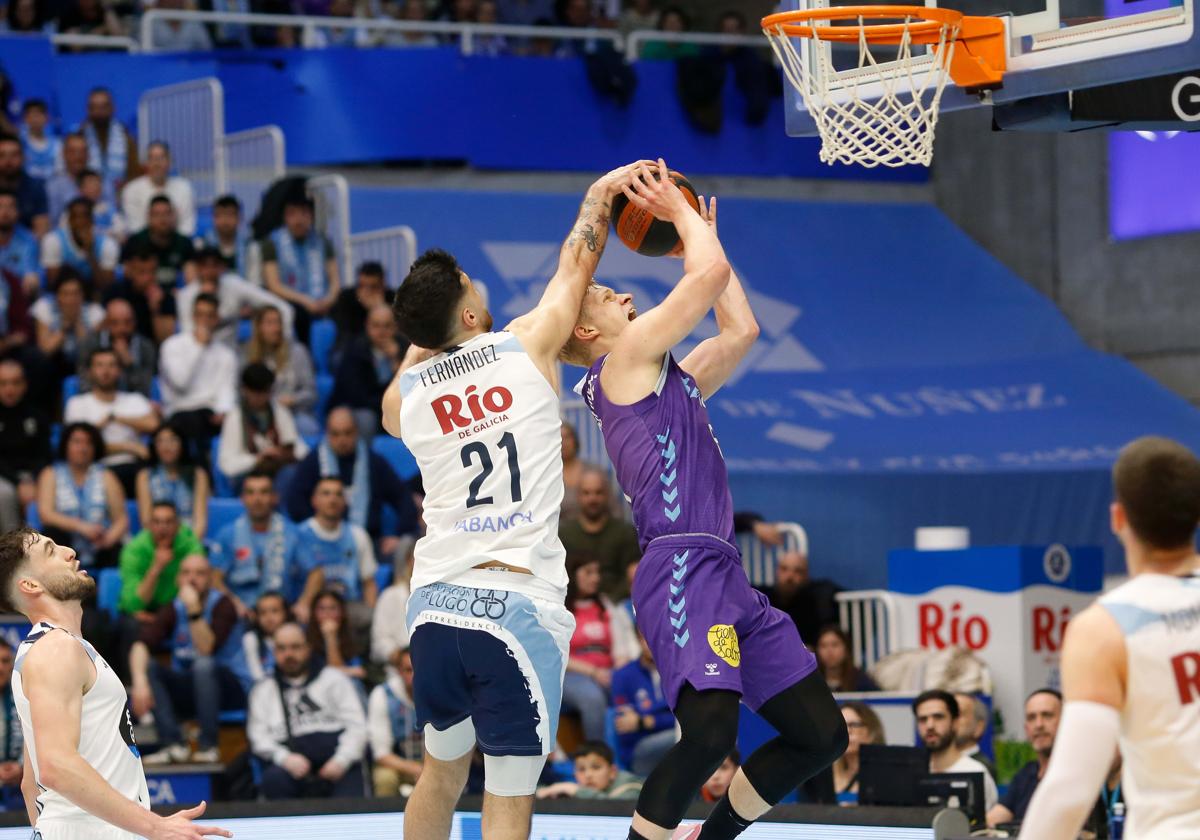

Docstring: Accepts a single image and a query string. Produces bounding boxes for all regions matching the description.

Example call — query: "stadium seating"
[310,319,336,375]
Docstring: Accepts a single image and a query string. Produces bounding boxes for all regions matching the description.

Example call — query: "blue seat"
[150,376,162,403]
[374,563,394,592]
[207,497,245,536]
[97,567,122,620]
[218,709,246,725]
[237,318,252,344]
[25,501,40,529]
[372,435,418,480]
[62,375,80,404]
[315,374,334,420]
[210,436,234,498]
[310,319,336,375]
[126,499,140,533]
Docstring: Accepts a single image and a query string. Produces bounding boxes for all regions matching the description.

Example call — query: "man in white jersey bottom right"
[1020,436,1200,840]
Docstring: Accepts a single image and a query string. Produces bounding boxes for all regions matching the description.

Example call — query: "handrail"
[139,9,623,53]
[51,32,139,51]
[623,29,765,62]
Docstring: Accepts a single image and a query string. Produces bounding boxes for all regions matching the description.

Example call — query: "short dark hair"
[0,189,16,205]
[122,242,158,264]
[151,500,179,516]
[572,740,614,765]
[58,422,105,463]
[1113,436,1200,550]
[1026,687,1063,705]
[21,99,48,115]
[53,267,87,296]
[149,195,173,211]
[284,195,315,212]
[86,346,118,368]
[0,135,19,149]
[315,475,344,491]
[195,245,224,264]
[243,469,276,490]
[214,194,241,213]
[912,689,959,719]
[147,140,171,156]
[77,168,101,184]
[393,248,467,349]
[241,362,275,392]
[66,196,94,216]
[0,528,36,613]
[357,261,385,281]
[194,292,220,312]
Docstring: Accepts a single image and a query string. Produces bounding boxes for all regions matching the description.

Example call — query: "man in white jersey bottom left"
[0,528,230,840]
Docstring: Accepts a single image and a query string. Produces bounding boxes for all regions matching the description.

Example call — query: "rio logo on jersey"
[432,385,514,438]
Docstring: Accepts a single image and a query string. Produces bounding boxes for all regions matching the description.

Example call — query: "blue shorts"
[407,583,574,757]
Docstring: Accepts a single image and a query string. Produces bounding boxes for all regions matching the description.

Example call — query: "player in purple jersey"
[561,161,846,840]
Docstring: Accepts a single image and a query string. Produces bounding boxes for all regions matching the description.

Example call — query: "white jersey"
[398,331,567,601]
[1098,571,1200,840]
[12,622,149,836]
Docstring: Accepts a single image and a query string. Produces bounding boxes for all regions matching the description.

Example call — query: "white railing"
[139,10,623,54]
[138,78,225,206]
[737,521,808,586]
[623,30,766,62]
[222,126,285,223]
[307,174,353,286]
[348,226,418,289]
[51,32,139,51]
[836,589,901,672]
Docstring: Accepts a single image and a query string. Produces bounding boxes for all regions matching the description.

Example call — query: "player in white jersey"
[0,528,230,840]
[381,161,649,840]
[1020,436,1200,840]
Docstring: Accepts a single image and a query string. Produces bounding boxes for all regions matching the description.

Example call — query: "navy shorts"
[407,583,574,756]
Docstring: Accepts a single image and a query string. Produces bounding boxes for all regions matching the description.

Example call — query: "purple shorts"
[632,533,817,711]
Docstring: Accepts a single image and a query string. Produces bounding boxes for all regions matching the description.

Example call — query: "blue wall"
[2,36,924,181]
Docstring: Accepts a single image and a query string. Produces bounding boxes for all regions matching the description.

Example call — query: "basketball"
[612,170,702,257]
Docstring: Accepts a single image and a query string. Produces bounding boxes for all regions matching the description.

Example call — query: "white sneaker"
[142,743,190,765]
[190,747,221,764]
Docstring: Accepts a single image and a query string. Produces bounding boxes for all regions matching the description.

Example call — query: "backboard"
[774,0,1200,136]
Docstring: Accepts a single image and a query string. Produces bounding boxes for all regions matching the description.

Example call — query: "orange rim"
[762,6,1007,89]
[762,6,962,45]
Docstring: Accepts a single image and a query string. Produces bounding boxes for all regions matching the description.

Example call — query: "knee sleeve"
[635,688,740,829]
[482,754,546,797]
[742,673,848,805]
[424,717,476,761]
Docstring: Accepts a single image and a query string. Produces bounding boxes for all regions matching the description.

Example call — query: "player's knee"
[826,714,850,763]
[679,709,738,768]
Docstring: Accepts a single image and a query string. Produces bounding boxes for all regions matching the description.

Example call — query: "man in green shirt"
[120,196,196,290]
[559,467,641,601]
[118,500,204,616]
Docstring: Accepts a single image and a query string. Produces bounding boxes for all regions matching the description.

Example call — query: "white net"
[765,14,960,168]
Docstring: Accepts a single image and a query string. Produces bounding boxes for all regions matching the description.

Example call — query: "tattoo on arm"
[564,195,612,259]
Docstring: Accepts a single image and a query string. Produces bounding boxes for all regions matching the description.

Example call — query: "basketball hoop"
[762,6,1006,167]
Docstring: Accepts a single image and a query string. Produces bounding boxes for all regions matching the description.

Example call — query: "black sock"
[697,795,755,840]
[628,829,651,840]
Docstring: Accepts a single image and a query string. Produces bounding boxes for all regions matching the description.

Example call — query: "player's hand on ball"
[622,159,688,223]
[282,752,311,779]
[318,758,347,781]
[594,160,656,197]
[154,801,232,839]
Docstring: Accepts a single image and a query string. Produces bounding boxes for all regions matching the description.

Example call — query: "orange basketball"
[611,170,701,257]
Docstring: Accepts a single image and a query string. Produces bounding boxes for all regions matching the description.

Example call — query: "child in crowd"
[701,750,740,803]
[19,99,60,181]
[242,590,290,682]
[77,169,127,242]
[536,741,643,800]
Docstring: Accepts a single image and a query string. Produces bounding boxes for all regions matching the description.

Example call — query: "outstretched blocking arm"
[381,343,437,440]
[606,161,731,393]
[23,632,231,839]
[679,198,758,398]
[1017,605,1125,840]
[507,161,653,376]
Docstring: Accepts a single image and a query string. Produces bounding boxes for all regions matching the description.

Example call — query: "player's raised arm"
[381,343,436,440]
[678,196,759,398]
[1016,605,1126,840]
[507,161,653,367]
[607,160,731,375]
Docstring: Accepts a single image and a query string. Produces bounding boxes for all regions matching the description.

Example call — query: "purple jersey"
[575,353,735,549]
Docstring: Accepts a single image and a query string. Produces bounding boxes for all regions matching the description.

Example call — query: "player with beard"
[560,162,846,840]
[0,528,230,840]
